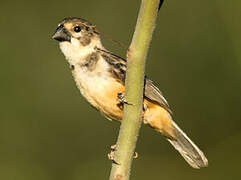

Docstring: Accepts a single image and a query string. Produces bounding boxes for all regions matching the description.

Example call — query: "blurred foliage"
[0,0,240,179]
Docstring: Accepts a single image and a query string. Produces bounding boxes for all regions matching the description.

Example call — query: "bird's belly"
[73,68,124,121]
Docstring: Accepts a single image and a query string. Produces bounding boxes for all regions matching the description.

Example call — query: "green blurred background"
[1,0,241,179]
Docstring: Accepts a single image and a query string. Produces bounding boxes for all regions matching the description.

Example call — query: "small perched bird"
[52,17,208,168]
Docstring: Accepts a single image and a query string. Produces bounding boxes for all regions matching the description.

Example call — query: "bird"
[52,17,208,168]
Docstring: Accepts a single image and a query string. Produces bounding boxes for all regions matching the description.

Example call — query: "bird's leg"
[108,144,138,164]
[108,144,120,165]
[117,92,135,106]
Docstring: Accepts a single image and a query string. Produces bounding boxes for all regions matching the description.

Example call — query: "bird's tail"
[166,120,208,168]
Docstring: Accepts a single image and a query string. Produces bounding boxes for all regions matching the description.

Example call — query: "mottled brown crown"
[59,17,98,34]
[61,17,93,26]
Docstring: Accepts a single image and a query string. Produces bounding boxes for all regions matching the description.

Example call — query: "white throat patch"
[59,37,103,66]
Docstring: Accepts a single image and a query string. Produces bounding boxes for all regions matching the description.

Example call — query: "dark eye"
[74,26,81,33]
[59,24,64,29]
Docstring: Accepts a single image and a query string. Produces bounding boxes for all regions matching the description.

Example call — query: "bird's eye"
[74,26,81,33]
[59,24,64,29]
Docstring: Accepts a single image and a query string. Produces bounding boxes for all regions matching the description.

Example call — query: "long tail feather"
[167,121,208,168]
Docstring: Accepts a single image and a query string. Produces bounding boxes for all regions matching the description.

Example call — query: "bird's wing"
[97,48,172,114]
[144,78,172,114]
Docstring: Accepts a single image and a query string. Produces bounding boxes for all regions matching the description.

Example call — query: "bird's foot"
[108,144,120,165]
[107,144,138,164]
[117,92,135,106]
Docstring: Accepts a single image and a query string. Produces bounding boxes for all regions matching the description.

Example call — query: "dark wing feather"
[97,48,172,114]
[97,48,126,83]
[144,78,172,114]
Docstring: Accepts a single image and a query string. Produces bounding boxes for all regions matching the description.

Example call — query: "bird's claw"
[108,144,120,165]
[117,92,135,106]
[107,144,138,164]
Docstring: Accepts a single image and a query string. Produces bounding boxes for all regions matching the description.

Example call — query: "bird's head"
[52,17,102,63]
[52,17,100,46]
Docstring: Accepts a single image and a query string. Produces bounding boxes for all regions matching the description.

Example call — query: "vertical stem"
[109,0,160,180]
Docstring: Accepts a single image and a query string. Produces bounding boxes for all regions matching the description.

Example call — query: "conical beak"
[52,25,71,42]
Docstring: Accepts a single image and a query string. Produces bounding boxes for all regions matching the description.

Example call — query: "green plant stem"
[109,0,160,180]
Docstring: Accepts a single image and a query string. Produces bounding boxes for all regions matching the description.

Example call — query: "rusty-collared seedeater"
[52,17,208,168]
